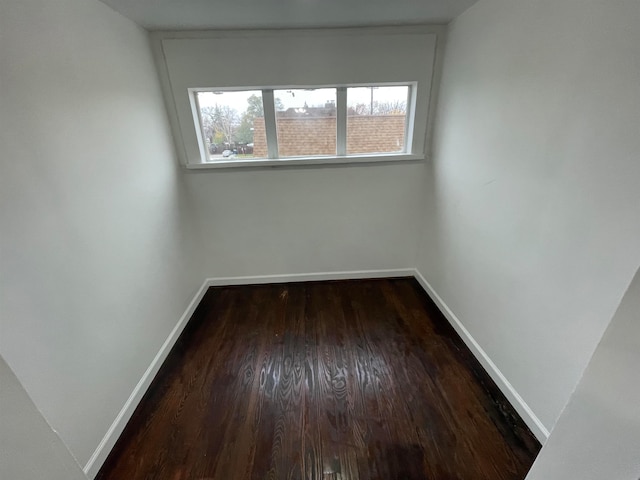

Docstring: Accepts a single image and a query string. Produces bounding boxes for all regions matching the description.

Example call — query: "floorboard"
[97,278,540,480]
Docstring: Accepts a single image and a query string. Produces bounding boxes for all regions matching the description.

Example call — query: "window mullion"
[403,85,414,154]
[336,87,347,156]
[192,92,210,161]
[262,89,279,159]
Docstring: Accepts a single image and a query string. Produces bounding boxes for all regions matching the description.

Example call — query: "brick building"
[253,114,406,157]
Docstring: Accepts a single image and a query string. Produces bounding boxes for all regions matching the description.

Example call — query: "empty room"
[1,0,639,479]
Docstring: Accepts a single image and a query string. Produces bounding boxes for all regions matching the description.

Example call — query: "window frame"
[150,26,443,170]
[188,82,418,168]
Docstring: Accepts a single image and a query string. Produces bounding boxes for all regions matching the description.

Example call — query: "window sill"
[184,153,425,170]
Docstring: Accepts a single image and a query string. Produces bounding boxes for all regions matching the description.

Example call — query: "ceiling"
[98,0,478,30]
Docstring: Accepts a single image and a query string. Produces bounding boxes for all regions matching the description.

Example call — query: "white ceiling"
[98,0,478,30]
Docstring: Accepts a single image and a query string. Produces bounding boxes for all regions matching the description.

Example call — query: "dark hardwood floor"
[97,278,540,480]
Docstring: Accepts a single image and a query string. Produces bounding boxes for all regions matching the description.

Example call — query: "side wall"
[0,356,87,480]
[417,0,640,432]
[525,267,640,479]
[0,0,203,468]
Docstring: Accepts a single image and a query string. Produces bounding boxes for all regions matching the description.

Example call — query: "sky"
[196,86,408,114]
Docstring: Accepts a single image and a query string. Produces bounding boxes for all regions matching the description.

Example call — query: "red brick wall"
[253,115,405,157]
[252,118,268,157]
[347,115,405,154]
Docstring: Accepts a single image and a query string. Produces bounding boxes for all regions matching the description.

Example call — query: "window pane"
[196,90,266,161]
[347,86,408,155]
[274,88,336,157]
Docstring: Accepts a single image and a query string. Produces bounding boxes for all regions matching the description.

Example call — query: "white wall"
[185,163,424,277]
[153,27,445,278]
[153,27,440,166]
[4,0,637,474]
[0,0,203,469]
[526,266,640,479]
[417,0,640,433]
[0,355,87,479]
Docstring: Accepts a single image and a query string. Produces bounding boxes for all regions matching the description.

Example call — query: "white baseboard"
[83,269,413,477]
[412,268,550,443]
[83,279,211,479]
[84,267,546,478]
[206,268,415,287]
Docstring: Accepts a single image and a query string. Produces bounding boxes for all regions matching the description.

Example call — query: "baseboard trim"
[206,268,415,287]
[83,269,413,477]
[83,279,211,479]
[84,267,546,477]
[412,268,550,443]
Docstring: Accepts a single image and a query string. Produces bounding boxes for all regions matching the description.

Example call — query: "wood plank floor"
[97,278,540,480]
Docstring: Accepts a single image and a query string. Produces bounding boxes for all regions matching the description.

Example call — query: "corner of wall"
[412,268,549,442]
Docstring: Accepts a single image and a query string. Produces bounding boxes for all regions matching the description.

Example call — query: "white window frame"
[150,26,442,170]
[188,82,418,168]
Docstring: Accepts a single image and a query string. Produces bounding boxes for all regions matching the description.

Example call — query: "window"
[191,84,414,164]
[154,27,439,168]
[274,88,337,158]
[347,86,409,155]
[194,90,265,161]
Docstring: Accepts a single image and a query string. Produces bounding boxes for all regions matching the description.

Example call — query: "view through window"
[275,88,337,158]
[195,90,265,161]
[347,86,408,155]
[194,84,411,162]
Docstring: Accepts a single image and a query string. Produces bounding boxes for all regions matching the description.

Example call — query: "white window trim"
[150,26,445,170]
[336,86,347,156]
[185,153,425,170]
[188,82,417,168]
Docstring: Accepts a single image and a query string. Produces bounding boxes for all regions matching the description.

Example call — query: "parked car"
[222,149,233,157]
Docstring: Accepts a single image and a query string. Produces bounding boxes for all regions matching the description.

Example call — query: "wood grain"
[97,278,540,480]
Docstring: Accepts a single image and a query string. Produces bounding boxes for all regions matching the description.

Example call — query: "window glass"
[346,86,409,155]
[274,88,337,157]
[195,90,266,161]
[193,85,412,163]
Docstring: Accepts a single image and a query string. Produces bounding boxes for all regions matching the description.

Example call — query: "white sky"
[197,86,408,114]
